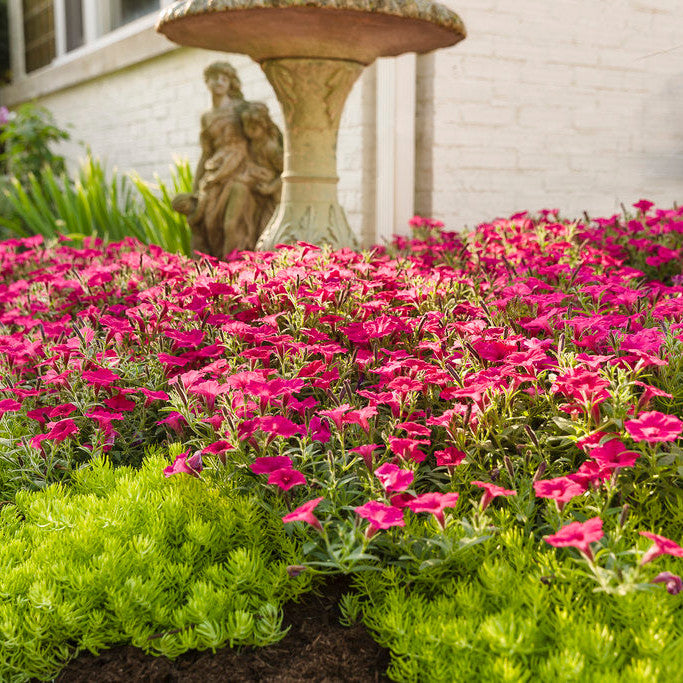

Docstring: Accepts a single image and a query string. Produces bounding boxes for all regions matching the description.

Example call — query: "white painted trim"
[83,0,100,43]
[375,54,416,243]
[53,0,67,58]
[7,0,25,79]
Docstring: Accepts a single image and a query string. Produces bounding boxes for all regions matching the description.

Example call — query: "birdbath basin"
[157,0,466,250]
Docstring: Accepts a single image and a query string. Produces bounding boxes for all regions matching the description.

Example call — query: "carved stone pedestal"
[256,58,362,250]
[156,0,466,250]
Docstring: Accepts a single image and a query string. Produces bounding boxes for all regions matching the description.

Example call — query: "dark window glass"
[114,0,159,29]
[22,0,55,72]
[65,0,84,52]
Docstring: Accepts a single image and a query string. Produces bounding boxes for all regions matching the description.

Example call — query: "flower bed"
[0,201,682,680]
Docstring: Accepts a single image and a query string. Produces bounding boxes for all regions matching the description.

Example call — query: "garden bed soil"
[54,578,390,682]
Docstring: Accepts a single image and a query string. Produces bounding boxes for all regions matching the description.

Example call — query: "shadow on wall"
[414,52,435,219]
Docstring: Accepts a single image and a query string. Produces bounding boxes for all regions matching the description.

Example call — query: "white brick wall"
[8,0,683,242]
[415,0,683,229]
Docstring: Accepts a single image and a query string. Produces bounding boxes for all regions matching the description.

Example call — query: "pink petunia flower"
[639,532,683,566]
[633,199,654,213]
[406,491,460,529]
[308,416,331,443]
[568,461,612,489]
[471,481,516,512]
[44,419,79,442]
[374,462,414,493]
[202,440,234,464]
[250,456,293,475]
[388,437,429,463]
[625,411,683,443]
[349,443,382,470]
[544,517,603,561]
[533,476,586,512]
[282,497,324,531]
[589,439,640,469]
[82,368,121,387]
[164,451,203,478]
[344,406,378,433]
[650,571,682,595]
[267,468,307,491]
[257,415,303,440]
[0,398,21,416]
[156,411,187,434]
[355,500,405,537]
[434,447,466,470]
[318,404,352,430]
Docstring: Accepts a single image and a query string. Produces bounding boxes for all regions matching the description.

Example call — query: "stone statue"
[172,61,283,258]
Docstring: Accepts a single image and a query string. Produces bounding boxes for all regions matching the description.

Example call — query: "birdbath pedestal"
[157,0,466,250]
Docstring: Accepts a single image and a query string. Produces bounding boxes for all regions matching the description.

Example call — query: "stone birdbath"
[157,0,466,250]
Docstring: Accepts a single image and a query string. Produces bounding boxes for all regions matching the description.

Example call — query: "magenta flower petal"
[282,497,324,530]
[651,571,682,595]
[406,492,459,528]
[267,467,307,491]
[625,411,683,443]
[374,462,414,493]
[533,476,586,511]
[163,451,202,478]
[434,447,466,469]
[355,500,405,532]
[639,532,683,565]
[471,480,516,512]
[0,398,21,416]
[545,517,603,560]
[251,456,293,475]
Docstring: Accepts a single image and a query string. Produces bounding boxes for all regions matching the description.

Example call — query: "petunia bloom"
[434,447,466,470]
[544,517,603,561]
[349,443,382,470]
[374,462,414,493]
[625,411,683,443]
[355,500,405,538]
[250,456,293,475]
[471,481,516,512]
[202,440,234,464]
[0,398,21,416]
[589,439,640,469]
[282,497,324,531]
[164,451,203,478]
[388,437,430,463]
[267,467,307,491]
[533,476,586,512]
[650,571,682,595]
[406,492,460,529]
[639,532,683,566]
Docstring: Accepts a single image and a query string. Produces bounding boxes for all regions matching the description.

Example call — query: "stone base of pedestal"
[256,200,358,250]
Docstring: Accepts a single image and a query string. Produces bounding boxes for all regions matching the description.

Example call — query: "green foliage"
[0,102,69,183]
[0,155,193,255]
[0,454,310,681]
[355,529,683,682]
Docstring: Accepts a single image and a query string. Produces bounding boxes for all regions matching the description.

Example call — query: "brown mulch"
[54,578,391,682]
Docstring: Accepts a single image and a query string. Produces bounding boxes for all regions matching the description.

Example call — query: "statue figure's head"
[241,101,281,142]
[204,61,243,100]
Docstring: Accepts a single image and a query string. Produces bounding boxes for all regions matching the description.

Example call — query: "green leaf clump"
[353,528,682,682]
[0,454,310,681]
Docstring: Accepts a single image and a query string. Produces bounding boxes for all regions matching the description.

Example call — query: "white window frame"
[2,0,176,105]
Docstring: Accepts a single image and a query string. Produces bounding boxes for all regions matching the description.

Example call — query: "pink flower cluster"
[1,200,682,580]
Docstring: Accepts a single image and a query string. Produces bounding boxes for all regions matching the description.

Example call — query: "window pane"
[22,0,55,72]
[65,0,84,52]
[110,0,160,30]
